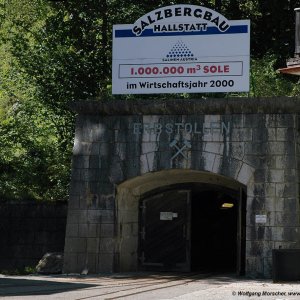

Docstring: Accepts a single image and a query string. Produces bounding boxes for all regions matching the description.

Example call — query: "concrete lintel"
[70,98,300,116]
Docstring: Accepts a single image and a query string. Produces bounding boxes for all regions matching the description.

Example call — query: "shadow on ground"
[0,272,255,298]
[0,277,97,297]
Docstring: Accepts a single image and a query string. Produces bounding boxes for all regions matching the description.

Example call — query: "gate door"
[139,190,190,271]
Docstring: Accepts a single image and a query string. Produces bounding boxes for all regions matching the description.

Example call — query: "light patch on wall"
[73,137,80,154]
[92,124,105,140]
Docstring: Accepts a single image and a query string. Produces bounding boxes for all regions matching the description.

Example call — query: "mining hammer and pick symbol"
[170,139,191,160]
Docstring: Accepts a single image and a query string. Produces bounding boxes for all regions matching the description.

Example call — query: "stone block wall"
[244,114,300,277]
[64,98,300,278]
[0,201,67,271]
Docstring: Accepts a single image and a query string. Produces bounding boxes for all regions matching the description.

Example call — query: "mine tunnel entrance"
[138,183,246,275]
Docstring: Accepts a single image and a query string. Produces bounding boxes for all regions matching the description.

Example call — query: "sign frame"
[112,4,250,94]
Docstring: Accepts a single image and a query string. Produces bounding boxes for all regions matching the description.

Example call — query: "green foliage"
[0,100,71,201]
[250,55,300,97]
[0,0,72,201]
[1,0,300,201]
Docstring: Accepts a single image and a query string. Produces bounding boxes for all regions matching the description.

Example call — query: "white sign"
[112,5,250,94]
[255,215,267,224]
[160,212,174,221]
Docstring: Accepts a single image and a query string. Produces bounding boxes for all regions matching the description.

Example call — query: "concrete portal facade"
[63,98,300,278]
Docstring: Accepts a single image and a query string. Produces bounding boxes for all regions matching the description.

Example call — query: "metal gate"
[139,190,190,272]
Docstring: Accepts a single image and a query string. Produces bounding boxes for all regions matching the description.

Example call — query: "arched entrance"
[116,170,246,275]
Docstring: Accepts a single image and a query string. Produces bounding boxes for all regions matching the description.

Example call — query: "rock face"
[36,252,64,274]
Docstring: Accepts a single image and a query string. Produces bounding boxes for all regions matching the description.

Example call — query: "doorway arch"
[115,169,246,274]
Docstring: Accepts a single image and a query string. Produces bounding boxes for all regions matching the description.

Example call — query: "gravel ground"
[1,273,300,300]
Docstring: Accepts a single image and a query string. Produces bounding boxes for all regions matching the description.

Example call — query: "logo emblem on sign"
[167,40,194,59]
[164,40,197,62]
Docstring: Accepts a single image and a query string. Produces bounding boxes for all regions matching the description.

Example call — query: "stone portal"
[63,97,300,278]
